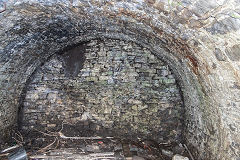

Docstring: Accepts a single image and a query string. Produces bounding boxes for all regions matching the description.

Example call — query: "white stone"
[172,154,189,160]
[81,112,92,121]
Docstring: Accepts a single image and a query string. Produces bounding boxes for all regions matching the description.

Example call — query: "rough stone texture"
[172,154,189,160]
[226,44,240,61]
[20,39,183,143]
[0,0,239,160]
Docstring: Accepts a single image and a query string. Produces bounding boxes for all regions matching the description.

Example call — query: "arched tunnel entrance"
[18,38,185,159]
[0,1,240,160]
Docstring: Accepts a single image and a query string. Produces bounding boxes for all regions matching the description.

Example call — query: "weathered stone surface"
[214,48,226,61]
[0,0,239,160]
[85,145,100,152]
[20,39,183,143]
[132,155,145,160]
[172,154,189,160]
[226,44,240,61]
[162,149,174,158]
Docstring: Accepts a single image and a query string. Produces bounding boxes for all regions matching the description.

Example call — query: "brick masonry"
[20,39,183,143]
[1,1,240,159]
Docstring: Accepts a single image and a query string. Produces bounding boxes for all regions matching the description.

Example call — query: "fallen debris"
[29,151,116,160]
[1,145,20,153]
[36,137,58,154]
[0,122,194,160]
[172,154,189,160]
[162,149,174,158]
[59,133,114,140]
[183,144,194,160]
[8,147,27,160]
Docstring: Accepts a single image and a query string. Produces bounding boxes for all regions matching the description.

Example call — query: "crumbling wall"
[0,0,239,159]
[20,39,183,143]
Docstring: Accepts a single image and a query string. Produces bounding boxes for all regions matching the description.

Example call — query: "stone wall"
[20,39,183,143]
[0,0,239,159]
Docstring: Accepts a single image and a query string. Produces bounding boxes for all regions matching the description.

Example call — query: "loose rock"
[172,154,189,160]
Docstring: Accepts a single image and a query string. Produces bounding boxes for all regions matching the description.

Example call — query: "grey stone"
[0,1,239,160]
[85,145,100,152]
[206,17,240,35]
[162,149,174,157]
[114,143,123,151]
[226,44,240,61]
[173,144,185,154]
[132,156,145,160]
[214,48,226,61]
[192,0,218,17]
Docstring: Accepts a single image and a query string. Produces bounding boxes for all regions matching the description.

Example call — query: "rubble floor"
[1,122,191,160]
[1,136,191,160]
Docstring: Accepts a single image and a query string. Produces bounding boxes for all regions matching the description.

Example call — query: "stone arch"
[0,2,239,160]
[0,14,205,157]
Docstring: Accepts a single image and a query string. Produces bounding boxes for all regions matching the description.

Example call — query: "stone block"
[86,76,98,82]
[226,44,240,61]
[99,76,109,81]
[17,38,182,150]
[214,48,226,61]
[172,155,189,160]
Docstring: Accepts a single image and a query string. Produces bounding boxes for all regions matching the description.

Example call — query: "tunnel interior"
[19,39,184,139]
[16,38,186,159]
[0,1,240,160]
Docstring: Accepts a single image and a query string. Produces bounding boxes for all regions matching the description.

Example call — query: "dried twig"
[1,145,20,153]
[58,132,113,140]
[92,157,115,160]
[29,152,116,159]
[29,155,63,159]
[36,137,57,153]
[183,144,194,160]
[16,131,24,142]
[90,152,115,156]
[54,138,59,149]
[0,153,9,157]
[12,136,23,145]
